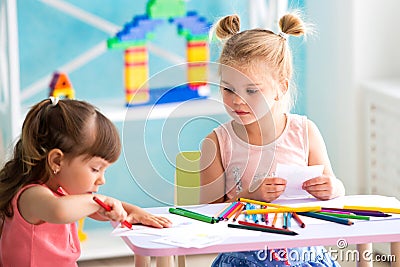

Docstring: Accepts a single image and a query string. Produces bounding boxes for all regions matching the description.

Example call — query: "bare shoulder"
[204,131,218,143]
[307,118,320,133]
[19,184,54,201]
[307,119,325,142]
[18,185,56,221]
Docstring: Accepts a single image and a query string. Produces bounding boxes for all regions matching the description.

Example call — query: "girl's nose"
[96,174,106,185]
[232,93,245,105]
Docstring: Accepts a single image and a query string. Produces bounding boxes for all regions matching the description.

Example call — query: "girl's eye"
[91,168,100,173]
[221,86,234,93]
[247,89,258,94]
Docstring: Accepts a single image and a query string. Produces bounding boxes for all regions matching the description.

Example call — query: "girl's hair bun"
[279,12,306,37]
[215,14,240,40]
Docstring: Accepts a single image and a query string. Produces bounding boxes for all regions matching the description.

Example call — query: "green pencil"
[169,208,215,224]
[318,212,370,220]
[175,207,217,223]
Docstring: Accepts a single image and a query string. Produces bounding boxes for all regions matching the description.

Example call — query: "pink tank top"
[0,184,80,267]
[214,114,309,199]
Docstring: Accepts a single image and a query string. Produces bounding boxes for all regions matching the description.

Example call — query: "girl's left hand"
[302,174,337,200]
[127,209,172,229]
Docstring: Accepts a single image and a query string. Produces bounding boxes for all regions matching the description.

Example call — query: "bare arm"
[122,202,172,228]
[18,186,127,224]
[200,132,226,203]
[303,119,345,199]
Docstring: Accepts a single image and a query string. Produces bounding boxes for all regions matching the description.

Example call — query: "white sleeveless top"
[214,114,309,199]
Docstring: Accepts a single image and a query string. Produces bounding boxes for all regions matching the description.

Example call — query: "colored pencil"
[243,206,321,214]
[214,203,231,218]
[271,213,278,227]
[282,212,287,229]
[238,220,293,232]
[226,202,243,220]
[321,207,390,217]
[232,203,245,222]
[169,208,215,224]
[244,203,252,222]
[320,208,353,214]
[175,207,217,223]
[343,205,400,214]
[318,211,370,220]
[218,202,237,220]
[286,212,292,228]
[249,204,259,223]
[292,212,306,228]
[223,202,241,220]
[297,212,353,226]
[228,223,298,236]
[92,196,132,229]
[237,198,286,208]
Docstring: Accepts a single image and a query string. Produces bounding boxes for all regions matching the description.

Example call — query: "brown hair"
[214,12,308,112]
[0,99,121,218]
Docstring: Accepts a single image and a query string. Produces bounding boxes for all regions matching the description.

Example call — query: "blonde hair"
[214,12,308,112]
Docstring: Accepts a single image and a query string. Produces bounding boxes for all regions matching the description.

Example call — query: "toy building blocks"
[49,72,75,99]
[147,0,185,19]
[107,0,212,107]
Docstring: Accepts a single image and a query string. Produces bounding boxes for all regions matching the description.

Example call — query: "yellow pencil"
[343,205,400,214]
[238,198,287,208]
[242,206,321,214]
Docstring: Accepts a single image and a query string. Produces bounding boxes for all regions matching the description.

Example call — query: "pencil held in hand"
[93,196,132,229]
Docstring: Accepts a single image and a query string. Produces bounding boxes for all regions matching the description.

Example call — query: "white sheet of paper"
[275,164,324,199]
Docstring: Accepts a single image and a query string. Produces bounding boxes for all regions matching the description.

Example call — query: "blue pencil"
[218,202,237,221]
[283,212,287,229]
[287,212,292,228]
[298,212,354,226]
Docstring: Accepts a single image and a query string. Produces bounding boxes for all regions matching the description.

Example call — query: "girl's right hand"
[96,197,128,222]
[254,177,287,202]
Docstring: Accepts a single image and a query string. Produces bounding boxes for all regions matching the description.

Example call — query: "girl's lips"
[234,110,250,115]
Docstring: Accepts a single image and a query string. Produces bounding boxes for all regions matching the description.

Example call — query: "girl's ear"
[47,149,64,175]
[275,79,289,101]
[280,78,289,95]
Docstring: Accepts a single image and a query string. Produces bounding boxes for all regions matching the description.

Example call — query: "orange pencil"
[233,203,245,222]
[223,202,241,220]
[271,213,278,227]
[227,203,243,220]
[214,203,231,218]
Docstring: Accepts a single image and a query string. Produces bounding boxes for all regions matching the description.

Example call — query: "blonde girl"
[200,13,344,266]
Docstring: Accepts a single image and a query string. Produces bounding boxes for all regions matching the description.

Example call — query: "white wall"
[305,0,400,194]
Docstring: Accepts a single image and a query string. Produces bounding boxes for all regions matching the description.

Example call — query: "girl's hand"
[96,197,128,222]
[254,177,287,202]
[302,174,339,200]
[127,208,172,229]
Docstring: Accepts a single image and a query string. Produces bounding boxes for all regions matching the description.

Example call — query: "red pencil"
[93,196,132,229]
[292,212,306,228]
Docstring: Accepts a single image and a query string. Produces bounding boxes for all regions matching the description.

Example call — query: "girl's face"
[57,154,110,195]
[220,64,278,125]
